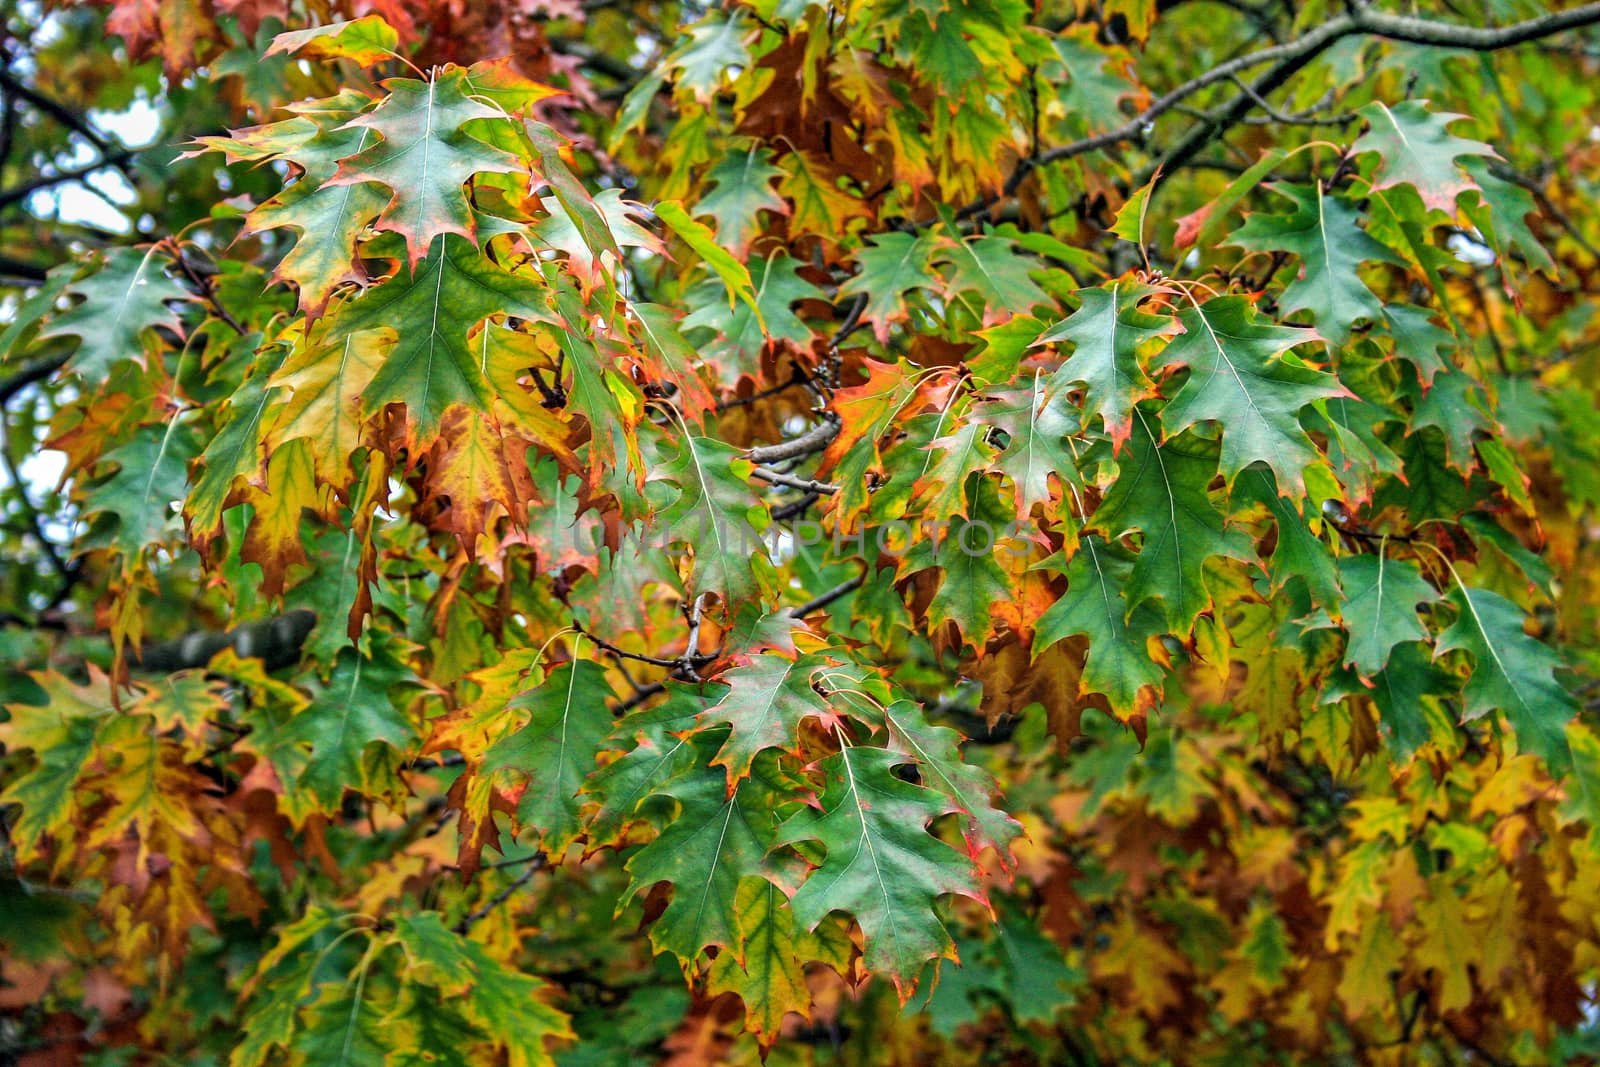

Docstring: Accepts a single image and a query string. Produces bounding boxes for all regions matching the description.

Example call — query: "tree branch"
[787,573,865,618]
[0,148,137,213]
[750,466,840,494]
[135,610,316,673]
[0,68,121,156]
[0,351,71,407]
[956,0,1600,221]
[452,855,546,931]
[744,414,840,465]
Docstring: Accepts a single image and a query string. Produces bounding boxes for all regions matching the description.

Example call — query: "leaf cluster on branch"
[3,0,1600,1063]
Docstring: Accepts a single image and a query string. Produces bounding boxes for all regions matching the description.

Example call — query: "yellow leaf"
[1417,889,1476,1013]
[267,327,387,488]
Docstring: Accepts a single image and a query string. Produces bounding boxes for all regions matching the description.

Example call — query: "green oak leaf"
[391,913,574,1067]
[1371,641,1457,761]
[880,699,1024,872]
[695,653,837,786]
[837,231,941,342]
[388,989,482,1067]
[650,433,768,603]
[1437,585,1575,772]
[972,372,1085,517]
[1458,157,1556,279]
[681,253,823,384]
[1336,553,1438,677]
[1234,467,1340,607]
[1230,182,1401,345]
[1153,296,1343,494]
[40,246,191,379]
[777,745,982,998]
[483,659,617,855]
[621,746,804,966]
[1035,281,1175,451]
[584,706,705,848]
[898,483,1016,645]
[238,94,389,313]
[291,979,391,1067]
[0,674,109,860]
[82,419,203,560]
[328,66,527,266]
[1089,414,1253,633]
[665,12,752,102]
[1409,368,1493,472]
[293,640,419,810]
[693,142,789,258]
[938,234,1049,325]
[266,15,400,66]
[656,199,763,326]
[187,360,279,540]
[913,420,996,526]
[706,878,812,1044]
[1383,304,1455,388]
[331,233,553,447]
[1032,535,1168,714]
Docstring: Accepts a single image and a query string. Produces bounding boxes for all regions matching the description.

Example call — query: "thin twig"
[715,368,809,412]
[787,573,866,618]
[453,856,545,933]
[750,466,840,494]
[612,680,667,715]
[572,621,682,667]
[166,241,247,335]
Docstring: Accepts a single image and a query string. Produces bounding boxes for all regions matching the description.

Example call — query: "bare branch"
[135,610,317,673]
[750,466,840,495]
[453,855,546,932]
[0,148,138,213]
[745,414,840,464]
[787,573,865,619]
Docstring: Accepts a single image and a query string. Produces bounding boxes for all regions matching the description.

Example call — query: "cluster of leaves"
[4,0,1600,1063]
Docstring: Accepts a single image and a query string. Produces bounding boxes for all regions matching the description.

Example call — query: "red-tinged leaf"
[422,408,532,553]
[631,303,717,426]
[1353,100,1498,215]
[328,67,528,267]
[695,652,839,787]
[1036,281,1175,452]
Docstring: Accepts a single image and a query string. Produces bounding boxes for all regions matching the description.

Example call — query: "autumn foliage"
[4,0,1600,1063]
